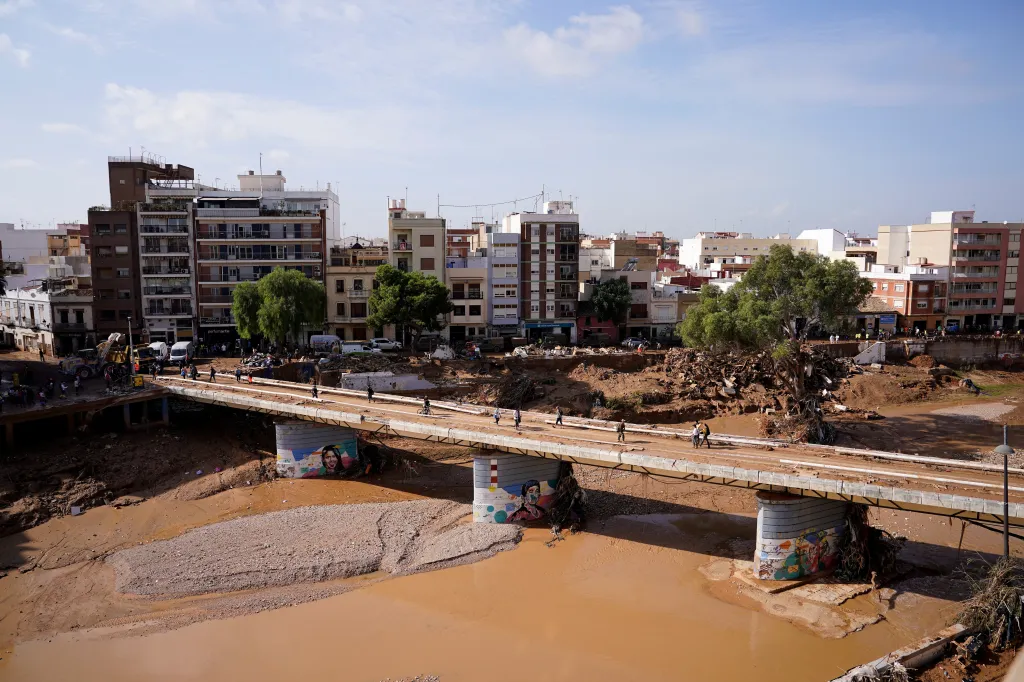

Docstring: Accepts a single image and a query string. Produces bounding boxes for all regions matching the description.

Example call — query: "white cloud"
[41,122,86,134]
[770,201,789,217]
[46,24,103,53]
[676,7,705,37]
[0,33,30,67]
[267,149,290,161]
[1,158,39,169]
[503,5,645,77]
[103,83,426,153]
[0,0,32,16]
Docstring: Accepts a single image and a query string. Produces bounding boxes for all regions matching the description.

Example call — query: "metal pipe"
[1006,423,1011,558]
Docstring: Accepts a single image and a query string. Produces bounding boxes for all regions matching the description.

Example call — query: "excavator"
[59,333,155,380]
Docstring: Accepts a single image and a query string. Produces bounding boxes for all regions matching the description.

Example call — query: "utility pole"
[995,424,1014,558]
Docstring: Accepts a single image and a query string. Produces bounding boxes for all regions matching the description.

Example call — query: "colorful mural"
[275,426,361,479]
[756,525,844,581]
[473,478,558,523]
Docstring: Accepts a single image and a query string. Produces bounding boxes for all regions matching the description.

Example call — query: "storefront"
[524,322,575,343]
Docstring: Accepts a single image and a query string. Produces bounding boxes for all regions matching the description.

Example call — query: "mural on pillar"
[756,525,844,581]
[475,478,558,523]
[276,439,360,478]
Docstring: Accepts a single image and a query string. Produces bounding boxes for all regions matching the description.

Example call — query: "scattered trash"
[196,470,203,475]
[70,506,82,516]
[214,467,223,473]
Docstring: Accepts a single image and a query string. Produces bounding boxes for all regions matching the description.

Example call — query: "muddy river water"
[0,511,958,682]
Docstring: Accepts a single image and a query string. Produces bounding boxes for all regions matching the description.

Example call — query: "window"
[419,234,434,248]
[420,258,435,271]
[531,303,540,313]
[453,305,466,316]
[1006,299,1017,306]
[893,300,903,308]
[1010,267,1018,275]
[1011,251,1020,259]
[99,310,116,321]
[335,327,346,340]
[117,289,131,299]
[916,301,928,309]
[469,305,481,316]
[336,302,346,316]
[452,283,465,298]
[894,284,904,292]
[98,289,114,300]
[918,284,929,293]
[630,281,648,290]
[114,223,127,234]
[531,248,540,256]
[351,302,367,318]
[335,279,345,293]
[116,268,130,278]
[118,310,131,320]
[881,283,888,290]
[74,309,84,323]
[115,245,129,255]
[98,267,114,279]
[353,279,364,291]
[872,282,878,289]
[95,224,111,236]
[58,310,69,324]
[1013,233,1021,243]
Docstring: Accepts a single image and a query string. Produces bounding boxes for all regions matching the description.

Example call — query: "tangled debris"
[490,373,536,408]
[545,462,587,535]
[957,557,1024,652]
[834,505,907,582]
[315,353,395,373]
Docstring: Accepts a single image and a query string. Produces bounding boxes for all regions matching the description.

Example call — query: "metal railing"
[199,273,259,282]
[452,292,483,300]
[348,289,370,298]
[954,236,1001,247]
[144,286,191,295]
[142,266,191,275]
[147,308,193,317]
[951,285,998,295]
[197,251,321,261]
[52,321,88,331]
[393,241,412,250]
[197,208,260,218]
[139,202,191,212]
[199,295,234,303]
[949,302,997,310]
[952,270,999,278]
[200,317,235,325]
[142,246,190,254]
[139,224,189,234]
[951,253,1001,262]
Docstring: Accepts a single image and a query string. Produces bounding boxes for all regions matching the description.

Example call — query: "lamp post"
[995,424,1014,558]
[127,315,135,383]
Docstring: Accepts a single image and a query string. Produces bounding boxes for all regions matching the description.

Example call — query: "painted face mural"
[321,446,341,475]
[505,480,545,523]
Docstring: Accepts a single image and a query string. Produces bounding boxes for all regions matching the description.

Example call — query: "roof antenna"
[258,152,264,200]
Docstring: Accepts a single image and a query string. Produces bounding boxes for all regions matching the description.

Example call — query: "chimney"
[248,170,255,175]
[276,170,282,176]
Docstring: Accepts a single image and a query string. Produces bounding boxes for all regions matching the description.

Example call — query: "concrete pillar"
[161,397,170,426]
[123,404,131,429]
[754,492,848,581]
[275,420,359,478]
[67,412,76,434]
[4,422,13,447]
[472,452,561,523]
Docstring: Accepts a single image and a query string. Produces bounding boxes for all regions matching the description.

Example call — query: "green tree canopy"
[677,244,872,350]
[231,268,325,345]
[366,264,453,342]
[590,277,632,325]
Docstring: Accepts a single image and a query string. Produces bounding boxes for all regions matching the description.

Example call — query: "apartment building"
[504,201,580,342]
[90,156,194,338]
[0,223,51,290]
[864,264,949,332]
[477,224,520,337]
[138,181,197,343]
[47,228,84,257]
[446,226,477,259]
[0,286,54,355]
[326,244,388,341]
[194,170,336,344]
[387,199,445,279]
[679,232,819,270]
[877,210,1024,331]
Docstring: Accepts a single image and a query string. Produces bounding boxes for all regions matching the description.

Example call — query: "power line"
[438,192,543,209]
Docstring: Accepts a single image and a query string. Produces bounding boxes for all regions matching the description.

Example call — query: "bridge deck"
[156,375,1024,527]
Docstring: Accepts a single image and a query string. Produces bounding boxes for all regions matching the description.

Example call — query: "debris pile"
[240,352,282,368]
[314,354,394,373]
[489,373,536,408]
[833,504,906,582]
[957,557,1024,652]
[508,344,628,358]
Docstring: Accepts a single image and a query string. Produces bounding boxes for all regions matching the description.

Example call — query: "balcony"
[140,224,189,235]
[199,273,259,283]
[199,295,234,304]
[52,321,89,332]
[197,208,260,218]
[142,266,191,276]
[348,289,369,298]
[139,202,191,213]
[393,241,412,251]
[144,286,192,296]
[452,291,483,300]
[949,301,997,311]
[200,316,235,326]
[952,252,1001,262]
[197,229,321,240]
[198,251,322,262]
[951,285,998,295]
[954,235,1002,247]
[142,245,190,256]
[146,308,193,318]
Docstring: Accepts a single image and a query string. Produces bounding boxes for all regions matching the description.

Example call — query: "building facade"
[326,244,388,341]
[679,232,819,271]
[388,199,445,278]
[504,201,580,342]
[138,182,196,343]
[479,225,520,338]
[864,264,949,332]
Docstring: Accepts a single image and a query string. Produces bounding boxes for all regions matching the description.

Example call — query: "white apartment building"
[476,223,520,337]
[138,181,197,343]
[0,286,54,355]
[679,232,820,270]
[0,223,51,290]
[194,171,338,344]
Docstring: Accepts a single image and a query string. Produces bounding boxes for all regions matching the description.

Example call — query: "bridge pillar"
[274,420,360,478]
[754,492,848,581]
[122,404,131,429]
[472,452,561,523]
[161,397,170,426]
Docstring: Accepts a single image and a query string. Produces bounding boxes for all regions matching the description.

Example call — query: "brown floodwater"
[0,515,956,682]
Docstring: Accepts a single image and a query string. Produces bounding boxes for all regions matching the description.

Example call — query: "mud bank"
[109,500,520,596]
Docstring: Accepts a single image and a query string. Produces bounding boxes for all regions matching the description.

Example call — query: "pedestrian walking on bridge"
[209,366,217,383]
[617,419,626,443]
[311,379,318,399]
[555,406,563,427]
[493,407,501,426]
[513,408,522,432]
[367,384,374,403]
[700,421,712,448]
[235,367,242,382]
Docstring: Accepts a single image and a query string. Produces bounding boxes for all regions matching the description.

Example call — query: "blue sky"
[1,0,1023,238]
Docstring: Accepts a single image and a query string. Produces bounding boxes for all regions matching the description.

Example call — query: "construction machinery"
[59,333,154,380]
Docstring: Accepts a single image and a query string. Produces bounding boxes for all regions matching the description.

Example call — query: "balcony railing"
[139,224,189,235]
[198,252,322,261]
[199,295,234,304]
[199,273,259,283]
[452,292,483,300]
[139,202,191,212]
[147,309,193,317]
[142,245,190,255]
[348,289,370,298]
[142,266,191,275]
[952,270,999,278]
[200,316,235,325]
[949,302,997,311]
[52,321,89,332]
[197,208,260,218]
[951,286,998,295]
[144,286,192,296]
[952,253,1001,262]
[197,230,320,240]
[954,236,1002,247]
[393,241,412,251]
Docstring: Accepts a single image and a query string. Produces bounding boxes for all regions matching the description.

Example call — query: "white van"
[170,341,194,363]
[340,342,381,356]
[149,341,169,361]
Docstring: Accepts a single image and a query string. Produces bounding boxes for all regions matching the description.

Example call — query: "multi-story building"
[477,223,520,338]
[444,239,487,343]
[90,156,194,338]
[326,244,388,341]
[864,264,949,333]
[446,226,477,259]
[877,210,1024,331]
[679,232,819,271]
[387,199,445,278]
[138,181,197,344]
[49,285,95,354]
[47,227,84,257]
[0,286,53,355]
[0,223,50,290]
[194,170,337,344]
[504,201,579,342]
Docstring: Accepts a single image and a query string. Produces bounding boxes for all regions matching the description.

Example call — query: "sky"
[1,0,1023,239]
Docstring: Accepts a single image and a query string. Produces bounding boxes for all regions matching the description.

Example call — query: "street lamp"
[127,315,135,382]
[995,423,1014,558]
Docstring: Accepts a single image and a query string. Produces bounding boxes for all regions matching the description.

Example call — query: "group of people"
[690,421,712,448]
[0,375,79,411]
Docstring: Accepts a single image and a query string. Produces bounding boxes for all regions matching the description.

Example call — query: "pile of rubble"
[488,373,536,408]
[507,345,628,358]
[240,352,283,369]
[314,353,394,373]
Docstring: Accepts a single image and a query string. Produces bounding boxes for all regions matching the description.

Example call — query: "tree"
[590,277,632,326]
[366,264,453,344]
[231,268,325,346]
[678,245,872,349]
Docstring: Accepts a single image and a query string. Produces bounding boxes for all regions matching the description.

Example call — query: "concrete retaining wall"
[472,453,561,523]
[885,337,1024,367]
[275,421,359,478]
[755,492,848,580]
